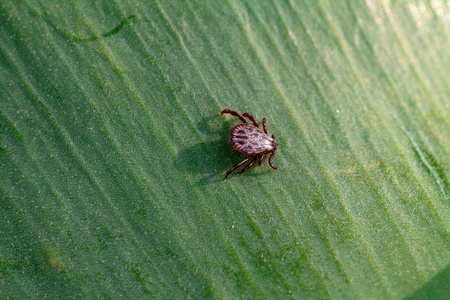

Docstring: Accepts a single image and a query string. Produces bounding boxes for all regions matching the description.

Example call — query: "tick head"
[271,134,277,150]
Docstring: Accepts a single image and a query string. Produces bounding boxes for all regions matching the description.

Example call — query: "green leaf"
[1,0,449,298]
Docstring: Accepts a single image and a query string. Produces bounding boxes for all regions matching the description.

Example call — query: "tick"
[221,109,278,179]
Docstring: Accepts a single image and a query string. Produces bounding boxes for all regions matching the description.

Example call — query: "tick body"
[221,109,278,179]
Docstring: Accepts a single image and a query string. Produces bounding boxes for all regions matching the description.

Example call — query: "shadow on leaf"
[405,264,450,300]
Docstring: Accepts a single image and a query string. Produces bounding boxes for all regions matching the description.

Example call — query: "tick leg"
[268,150,278,169]
[258,153,267,165]
[221,109,247,123]
[225,156,253,179]
[237,156,259,174]
[262,118,268,134]
[242,113,259,127]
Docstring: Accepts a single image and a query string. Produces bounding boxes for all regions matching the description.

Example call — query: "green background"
[1,0,449,298]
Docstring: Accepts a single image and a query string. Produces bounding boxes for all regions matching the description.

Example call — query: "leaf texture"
[0,1,449,298]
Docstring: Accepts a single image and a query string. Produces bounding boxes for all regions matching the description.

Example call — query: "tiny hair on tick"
[220,109,278,179]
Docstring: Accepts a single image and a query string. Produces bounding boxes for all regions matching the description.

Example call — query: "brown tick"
[221,109,278,179]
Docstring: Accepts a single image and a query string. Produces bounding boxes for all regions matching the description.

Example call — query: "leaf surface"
[0,1,449,298]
